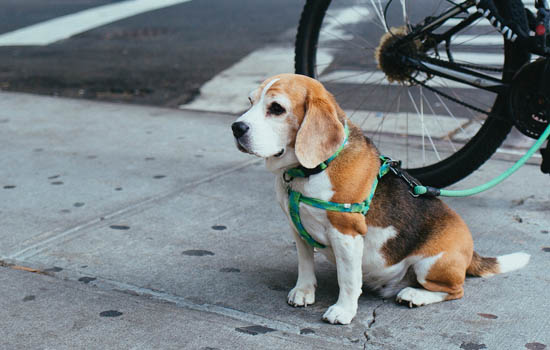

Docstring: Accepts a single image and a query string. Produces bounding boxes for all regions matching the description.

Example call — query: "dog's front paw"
[396,287,447,308]
[322,304,356,325]
[287,285,315,307]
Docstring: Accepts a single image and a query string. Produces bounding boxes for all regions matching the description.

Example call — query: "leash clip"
[387,160,421,198]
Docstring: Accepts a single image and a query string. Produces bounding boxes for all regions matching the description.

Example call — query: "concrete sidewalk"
[0,92,549,350]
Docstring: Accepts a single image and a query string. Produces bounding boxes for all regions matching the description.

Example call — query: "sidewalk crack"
[363,301,385,348]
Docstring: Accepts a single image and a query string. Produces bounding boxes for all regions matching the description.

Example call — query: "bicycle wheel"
[295,0,530,187]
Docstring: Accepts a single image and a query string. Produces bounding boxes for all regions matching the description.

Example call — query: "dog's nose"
[231,122,249,139]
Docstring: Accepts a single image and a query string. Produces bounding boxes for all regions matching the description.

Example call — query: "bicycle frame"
[390,0,549,95]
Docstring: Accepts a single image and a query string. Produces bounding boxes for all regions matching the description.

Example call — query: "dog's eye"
[268,102,286,116]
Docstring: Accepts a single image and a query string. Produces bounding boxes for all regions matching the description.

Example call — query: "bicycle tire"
[295,0,530,188]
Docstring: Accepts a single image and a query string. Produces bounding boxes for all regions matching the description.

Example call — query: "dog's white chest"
[275,172,334,247]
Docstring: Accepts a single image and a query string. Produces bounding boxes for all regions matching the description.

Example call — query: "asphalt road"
[0,0,540,166]
[0,0,303,107]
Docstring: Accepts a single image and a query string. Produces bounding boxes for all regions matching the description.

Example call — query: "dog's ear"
[295,92,345,169]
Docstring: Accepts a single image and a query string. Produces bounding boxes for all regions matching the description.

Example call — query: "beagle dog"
[231,73,530,325]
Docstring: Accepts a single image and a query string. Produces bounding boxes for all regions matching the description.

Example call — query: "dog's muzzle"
[231,121,251,153]
[231,121,249,139]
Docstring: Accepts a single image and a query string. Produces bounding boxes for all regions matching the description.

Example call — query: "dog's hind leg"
[396,252,467,307]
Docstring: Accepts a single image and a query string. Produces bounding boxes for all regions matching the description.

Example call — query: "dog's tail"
[466,251,530,277]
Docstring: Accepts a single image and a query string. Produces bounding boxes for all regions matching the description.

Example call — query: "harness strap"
[288,156,392,248]
[288,190,327,249]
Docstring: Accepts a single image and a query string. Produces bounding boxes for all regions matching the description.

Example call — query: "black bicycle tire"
[294,0,530,188]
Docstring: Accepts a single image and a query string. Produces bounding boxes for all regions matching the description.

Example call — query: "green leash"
[414,124,550,197]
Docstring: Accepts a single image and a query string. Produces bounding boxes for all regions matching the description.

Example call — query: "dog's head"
[231,74,346,169]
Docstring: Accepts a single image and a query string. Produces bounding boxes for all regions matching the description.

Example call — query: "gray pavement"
[0,0,302,107]
[1,92,549,350]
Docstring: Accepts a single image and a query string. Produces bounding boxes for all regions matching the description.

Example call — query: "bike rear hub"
[510,58,550,139]
[375,26,420,84]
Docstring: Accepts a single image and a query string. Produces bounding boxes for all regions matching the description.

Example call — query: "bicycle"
[295,0,550,188]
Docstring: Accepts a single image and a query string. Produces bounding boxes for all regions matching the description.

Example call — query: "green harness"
[284,123,392,249]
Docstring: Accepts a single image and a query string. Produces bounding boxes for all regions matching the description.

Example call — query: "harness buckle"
[283,172,294,183]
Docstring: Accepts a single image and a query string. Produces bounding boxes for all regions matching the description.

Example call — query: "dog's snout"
[231,121,249,139]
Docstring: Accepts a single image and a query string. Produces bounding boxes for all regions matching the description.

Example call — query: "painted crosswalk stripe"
[180,47,324,114]
[180,4,376,114]
[0,0,192,46]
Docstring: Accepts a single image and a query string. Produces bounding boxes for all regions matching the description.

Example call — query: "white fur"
[235,78,295,158]
[287,228,316,307]
[396,287,448,307]
[260,78,280,101]
[235,103,286,158]
[414,252,444,284]
[322,228,364,324]
[359,226,423,298]
[496,252,530,274]
[276,169,335,248]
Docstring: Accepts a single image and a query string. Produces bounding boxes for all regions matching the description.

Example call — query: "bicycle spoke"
[369,0,388,31]
[421,89,458,152]
[408,89,441,162]
[433,91,468,136]
[324,10,377,49]
[321,71,371,84]
[319,28,368,50]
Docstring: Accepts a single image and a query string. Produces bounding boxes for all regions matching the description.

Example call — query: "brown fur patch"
[326,121,379,236]
[467,251,499,276]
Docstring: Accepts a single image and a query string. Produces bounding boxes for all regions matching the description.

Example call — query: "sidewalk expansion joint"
[7,158,262,261]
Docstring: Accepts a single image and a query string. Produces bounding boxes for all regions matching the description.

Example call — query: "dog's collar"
[283,121,349,181]
[288,156,393,249]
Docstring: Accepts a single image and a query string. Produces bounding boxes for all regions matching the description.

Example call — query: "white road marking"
[180,47,293,114]
[0,0,192,46]
[181,5,375,113]
[320,6,371,43]
[180,46,335,114]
